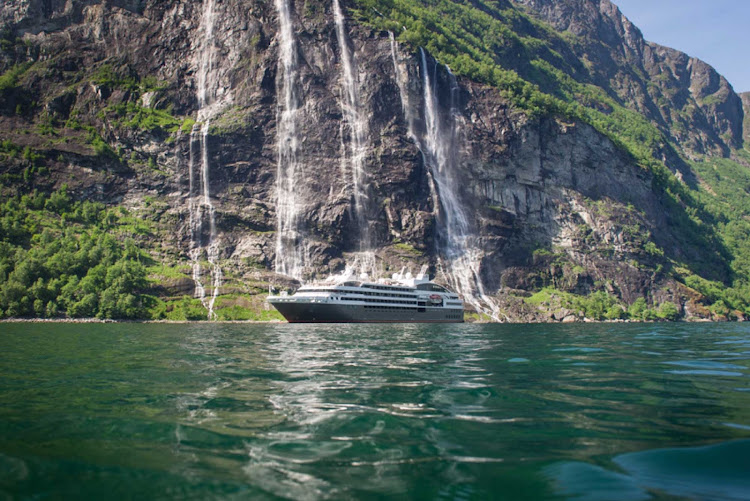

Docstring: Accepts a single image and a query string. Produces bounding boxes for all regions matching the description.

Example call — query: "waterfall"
[188,131,206,308]
[201,119,222,317]
[188,0,222,319]
[196,0,216,109]
[418,49,501,320]
[390,32,410,120]
[273,0,307,280]
[333,0,375,278]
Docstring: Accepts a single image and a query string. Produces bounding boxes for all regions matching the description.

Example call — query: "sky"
[613,0,750,93]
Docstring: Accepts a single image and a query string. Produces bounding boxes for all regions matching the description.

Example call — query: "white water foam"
[417,49,501,320]
[273,0,308,280]
[188,0,223,319]
[334,0,377,278]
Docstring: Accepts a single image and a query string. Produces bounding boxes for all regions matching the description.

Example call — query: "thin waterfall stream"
[417,48,501,320]
[274,0,307,280]
[188,0,222,319]
[333,0,376,278]
[187,131,206,307]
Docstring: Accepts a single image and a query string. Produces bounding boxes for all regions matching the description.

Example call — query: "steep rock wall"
[0,0,726,318]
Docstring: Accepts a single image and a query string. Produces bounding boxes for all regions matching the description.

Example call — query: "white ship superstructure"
[268,269,464,323]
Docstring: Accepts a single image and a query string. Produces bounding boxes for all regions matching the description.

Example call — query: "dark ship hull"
[269,300,463,323]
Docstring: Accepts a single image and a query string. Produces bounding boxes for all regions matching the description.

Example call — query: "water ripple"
[2,322,750,499]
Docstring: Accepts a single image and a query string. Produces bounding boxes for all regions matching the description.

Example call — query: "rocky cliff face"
[0,0,744,320]
[742,92,750,145]
[511,0,744,158]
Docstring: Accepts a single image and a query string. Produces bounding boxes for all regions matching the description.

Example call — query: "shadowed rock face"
[0,0,741,319]
[511,0,744,156]
[742,93,750,144]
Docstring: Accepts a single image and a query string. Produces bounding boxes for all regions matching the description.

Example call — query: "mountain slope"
[0,0,748,321]
[511,0,743,156]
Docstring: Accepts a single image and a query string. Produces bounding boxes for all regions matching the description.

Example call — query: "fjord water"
[1,323,749,500]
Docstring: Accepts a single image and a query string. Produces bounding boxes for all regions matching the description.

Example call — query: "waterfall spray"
[417,49,501,320]
[334,0,376,278]
[188,129,206,308]
[188,0,222,319]
[274,0,307,280]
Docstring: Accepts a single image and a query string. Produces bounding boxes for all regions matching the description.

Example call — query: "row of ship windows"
[300,288,417,299]
[361,284,413,292]
[356,292,415,298]
[299,288,460,301]
[333,298,463,308]
[364,305,416,311]
[340,297,416,305]
[346,283,451,294]
[445,314,462,319]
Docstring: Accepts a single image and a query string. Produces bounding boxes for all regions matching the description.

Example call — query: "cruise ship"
[267,269,464,323]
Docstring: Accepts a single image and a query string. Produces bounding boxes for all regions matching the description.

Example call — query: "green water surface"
[1,322,749,500]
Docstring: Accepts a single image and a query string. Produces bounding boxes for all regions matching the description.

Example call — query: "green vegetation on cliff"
[685,155,750,316]
[0,187,151,319]
[0,62,31,93]
[102,103,182,134]
[525,288,682,321]
[0,186,282,321]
